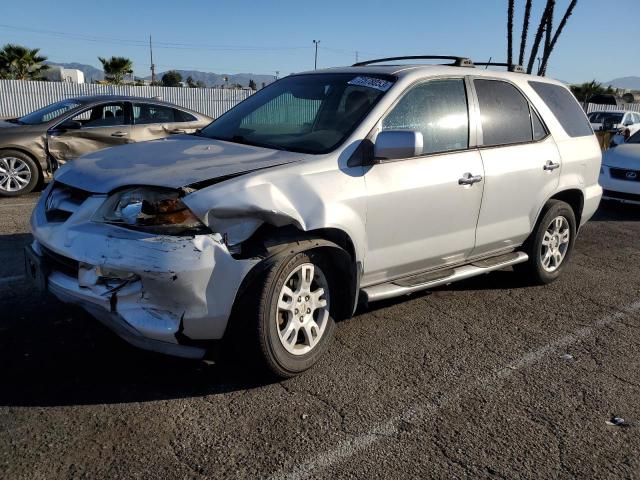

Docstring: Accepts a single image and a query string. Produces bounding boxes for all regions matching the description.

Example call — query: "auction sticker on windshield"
[348,76,393,92]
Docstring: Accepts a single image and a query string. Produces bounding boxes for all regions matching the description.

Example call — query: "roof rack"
[352,56,474,68]
[474,62,525,73]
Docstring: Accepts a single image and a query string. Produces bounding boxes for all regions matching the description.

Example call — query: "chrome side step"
[361,251,529,303]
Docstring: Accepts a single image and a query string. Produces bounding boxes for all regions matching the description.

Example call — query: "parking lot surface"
[1,193,639,479]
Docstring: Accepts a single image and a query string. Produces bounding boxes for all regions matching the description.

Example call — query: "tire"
[515,199,577,285]
[244,250,337,378]
[0,150,40,197]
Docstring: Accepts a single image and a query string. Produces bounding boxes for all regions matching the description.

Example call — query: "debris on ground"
[561,353,574,361]
[605,416,631,428]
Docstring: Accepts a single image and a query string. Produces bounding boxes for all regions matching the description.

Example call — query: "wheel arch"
[548,188,584,226]
[227,225,361,339]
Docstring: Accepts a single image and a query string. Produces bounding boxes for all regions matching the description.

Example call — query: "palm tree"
[570,80,613,103]
[0,44,49,80]
[538,0,578,76]
[518,0,532,66]
[507,0,515,66]
[98,56,133,85]
[526,1,554,74]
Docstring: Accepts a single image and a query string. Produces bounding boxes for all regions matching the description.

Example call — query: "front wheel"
[0,151,40,196]
[515,200,577,284]
[250,250,337,378]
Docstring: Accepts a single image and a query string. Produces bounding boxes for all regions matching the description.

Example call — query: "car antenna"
[485,57,491,69]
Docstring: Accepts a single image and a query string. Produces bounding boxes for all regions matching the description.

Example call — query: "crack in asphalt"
[268,300,640,480]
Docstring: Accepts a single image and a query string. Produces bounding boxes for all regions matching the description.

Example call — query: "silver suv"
[27,56,602,377]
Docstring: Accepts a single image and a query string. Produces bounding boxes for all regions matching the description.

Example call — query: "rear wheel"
[0,150,39,196]
[247,250,337,378]
[515,200,577,284]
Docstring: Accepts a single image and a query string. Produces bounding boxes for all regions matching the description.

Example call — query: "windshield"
[199,73,395,154]
[589,112,623,124]
[18,100,83,125]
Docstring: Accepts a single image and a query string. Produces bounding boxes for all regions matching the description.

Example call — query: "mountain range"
[47,61,274,87]
[605,77,640,90]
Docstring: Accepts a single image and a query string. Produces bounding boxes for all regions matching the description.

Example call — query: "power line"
[0,23,312,52]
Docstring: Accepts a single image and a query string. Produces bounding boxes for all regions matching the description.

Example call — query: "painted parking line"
[0,202,38,208]
[0,275,25,285]
[270,300,640,480]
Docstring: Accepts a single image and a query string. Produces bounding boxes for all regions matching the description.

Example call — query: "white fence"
[0,79,254,119]
[586,102,640,114]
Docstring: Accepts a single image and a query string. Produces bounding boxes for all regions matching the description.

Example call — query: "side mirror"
[58,120,82,131]
[624,120,633,126]
[373,130,423,162]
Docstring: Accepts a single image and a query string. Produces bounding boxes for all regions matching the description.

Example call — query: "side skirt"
[361,252,528,303]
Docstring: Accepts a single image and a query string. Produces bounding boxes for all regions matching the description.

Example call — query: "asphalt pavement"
[1,192,639,479]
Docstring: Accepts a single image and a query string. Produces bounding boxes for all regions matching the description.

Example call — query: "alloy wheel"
[540,215,570,273]
[0,157,32,193]
[276,262,330,356]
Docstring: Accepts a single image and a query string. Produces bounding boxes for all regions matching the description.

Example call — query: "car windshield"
[199,73,395,154]
[590,112,623,124]
[18,100,83,125]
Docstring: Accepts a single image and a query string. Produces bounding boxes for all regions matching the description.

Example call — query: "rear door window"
[133,104,177,124]
[382,78,469,155]
[474,79,532,146]
[529,81,593,137]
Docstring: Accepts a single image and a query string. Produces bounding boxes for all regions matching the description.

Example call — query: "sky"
[0,0,637,84]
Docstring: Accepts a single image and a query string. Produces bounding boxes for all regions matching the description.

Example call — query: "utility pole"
[312,40,320,70]
[355,51,359,63]
[149,35,156,84]
[275,71,279,80]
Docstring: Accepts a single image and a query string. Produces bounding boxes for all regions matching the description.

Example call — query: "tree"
[0,44,49,80]
[195,80,206,88]
[518,0,532,66]
[162,70,182,87]
[511,0,579,76]
[570,80,614,103]
[507,0,515,66]
[98,56,133,85]
[538,0,578,76]
[186,75,196,88]
[248,79,257,90]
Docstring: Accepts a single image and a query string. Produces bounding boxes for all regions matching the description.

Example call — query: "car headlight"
[93,187,208,235]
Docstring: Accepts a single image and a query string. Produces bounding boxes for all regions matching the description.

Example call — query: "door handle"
[459,172,483,185]
[111,131,129,137]
[543,160,560,171]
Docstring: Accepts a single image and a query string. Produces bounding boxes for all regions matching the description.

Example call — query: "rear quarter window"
[528,81,593,138]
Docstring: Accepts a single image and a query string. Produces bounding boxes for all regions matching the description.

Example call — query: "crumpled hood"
[54,135,306,193]
[603,144,640,170]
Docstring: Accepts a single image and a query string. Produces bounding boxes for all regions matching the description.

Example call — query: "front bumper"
[30,190,258,358]
[599,167,640,205]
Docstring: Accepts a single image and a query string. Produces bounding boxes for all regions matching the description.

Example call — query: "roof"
[65,95,207,117]
[295,63,564,86]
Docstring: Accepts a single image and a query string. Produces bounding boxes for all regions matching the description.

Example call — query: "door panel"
[470,78,561,256]
[130,103,199,142]
[363,150,485,286]
[472,137,561,255]
[47,102,130,164]
[362,77,483,286]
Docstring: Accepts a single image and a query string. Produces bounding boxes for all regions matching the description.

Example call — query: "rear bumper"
[581,183,603,225]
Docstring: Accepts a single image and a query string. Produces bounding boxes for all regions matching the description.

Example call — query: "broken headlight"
[93,187,208,235]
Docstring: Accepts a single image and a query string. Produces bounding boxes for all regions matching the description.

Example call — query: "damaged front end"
[29,181,259,359]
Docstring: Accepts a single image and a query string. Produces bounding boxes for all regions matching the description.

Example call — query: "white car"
[600,130,640,204]
[26,56,602,377]
[589,110,640,136]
